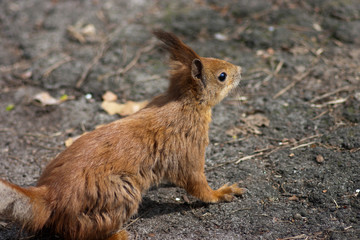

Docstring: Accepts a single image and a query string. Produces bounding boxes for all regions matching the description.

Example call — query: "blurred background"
[0,0,359,239]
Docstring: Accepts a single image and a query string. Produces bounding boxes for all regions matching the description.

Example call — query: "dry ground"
[0,0,359,239]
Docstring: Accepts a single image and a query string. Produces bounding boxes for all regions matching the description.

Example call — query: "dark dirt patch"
[0,0,359,239]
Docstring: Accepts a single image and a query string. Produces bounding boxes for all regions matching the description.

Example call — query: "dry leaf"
[67,26,86,43]
[101,101,123,115]
[240,113,270,135]
[243,113,270,127]
[64,137,75,147]
[267,48,275,55]
[226,113,270,136]
[6,104,15,111]
[101,100,148,116]
[20,70,32,79]
[64,133,86,147]
[313,23,322,31]
[116,100,148,116]
[226,126,247,137]
[34,92,59,105]
[102,91,118,102]
[288,195,299,201]
[67,23,97,43]
[81,24,96,36]
[290,46,309,55]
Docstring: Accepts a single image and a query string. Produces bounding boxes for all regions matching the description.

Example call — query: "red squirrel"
[0,30,244,240]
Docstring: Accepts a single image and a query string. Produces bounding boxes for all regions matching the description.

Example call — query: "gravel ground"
[0,0,359,239]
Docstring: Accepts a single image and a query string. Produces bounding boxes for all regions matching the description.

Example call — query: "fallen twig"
[206,149,272,171]
[23,131,62,139]
[122,207,151,230]
[310,85,353,103]
[350,147,360,153]
[297,134,322,143]
[121,42,155,74]
[7,155,31,166]
[206,162,233,172]
[274,60,284,75]
[255,60,284,88]
[277,234,308,240]
[0,128,16,134]
[122,216,141,229]
[310,97,348,108]
[344,226,353,231]
[98,40,156,81]
[312,109,329,120]
[43,55,73,78]
[333,199,340,209]
[31,142,64,151]
[281,193,307,198]
[236,152,265,164]
[76,39,109,88]
[290,141,316,150]
[207,134,322,171]
[213,137,247,146]
[273,70,311,99]
[0,61,30,73]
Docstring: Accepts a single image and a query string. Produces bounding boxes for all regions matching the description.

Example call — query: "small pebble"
[85,93,92,100]
[354,92,360,101]
[294,213,302,220]
[214,33,228,41]
[355,189,360,197]
[316,154,324,163]
[102,91,117,102]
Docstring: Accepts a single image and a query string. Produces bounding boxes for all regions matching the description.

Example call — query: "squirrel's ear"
[191,59,206,87]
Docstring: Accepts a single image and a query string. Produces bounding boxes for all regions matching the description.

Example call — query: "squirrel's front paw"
[215,183,246,202]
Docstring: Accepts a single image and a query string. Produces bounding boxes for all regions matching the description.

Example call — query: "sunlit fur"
[0,30,243,240]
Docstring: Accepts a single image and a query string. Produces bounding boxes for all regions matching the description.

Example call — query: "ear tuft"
[153,29,200,67]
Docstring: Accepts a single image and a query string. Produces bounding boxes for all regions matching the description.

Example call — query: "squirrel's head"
[192,57,241,106]
[153,30,241,107]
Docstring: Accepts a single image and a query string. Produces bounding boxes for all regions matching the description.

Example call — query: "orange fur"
[0,30,243,240]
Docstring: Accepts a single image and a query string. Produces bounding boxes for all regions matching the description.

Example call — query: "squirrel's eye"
[218,72,227,82]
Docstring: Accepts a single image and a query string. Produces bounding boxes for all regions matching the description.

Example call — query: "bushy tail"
[0,179,51,232]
